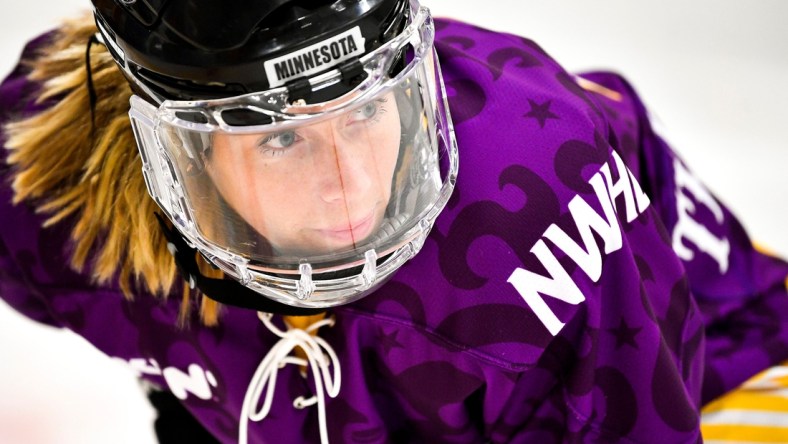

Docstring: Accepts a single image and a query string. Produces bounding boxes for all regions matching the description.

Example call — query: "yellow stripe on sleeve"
[701,362,788,442]
[702,424,788,443]
[703,391,788,415]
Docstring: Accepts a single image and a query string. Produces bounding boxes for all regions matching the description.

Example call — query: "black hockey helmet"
[92,0,409,103]
[96,0,459,310]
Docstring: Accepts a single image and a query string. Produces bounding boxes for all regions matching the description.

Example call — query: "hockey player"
[2,0,788,442]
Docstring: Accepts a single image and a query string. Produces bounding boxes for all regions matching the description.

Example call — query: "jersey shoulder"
[347,20,670,371]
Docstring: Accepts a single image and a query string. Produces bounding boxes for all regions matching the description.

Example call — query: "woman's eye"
[259,131,298,149]
[359,102,379,120]
[348,98,387,125]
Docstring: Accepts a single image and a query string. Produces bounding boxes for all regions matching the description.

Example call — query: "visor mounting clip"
[286,78,313,105]
[338,59,366,88]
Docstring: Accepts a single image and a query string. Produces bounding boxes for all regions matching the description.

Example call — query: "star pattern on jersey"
[607,318,642,350]
[523,99,560,128]
[377,328,404,355]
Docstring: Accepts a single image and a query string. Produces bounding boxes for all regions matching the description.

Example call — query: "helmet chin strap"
[155,213,326,316]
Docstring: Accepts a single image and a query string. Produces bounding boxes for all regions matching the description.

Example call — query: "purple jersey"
[3,19,788,443]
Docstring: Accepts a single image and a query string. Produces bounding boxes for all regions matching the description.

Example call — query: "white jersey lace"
[240,312,341,444]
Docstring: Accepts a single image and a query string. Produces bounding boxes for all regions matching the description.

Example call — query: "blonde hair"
[4,14,221,326]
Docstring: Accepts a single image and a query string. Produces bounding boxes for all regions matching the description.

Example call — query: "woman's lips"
[320,211,377,244]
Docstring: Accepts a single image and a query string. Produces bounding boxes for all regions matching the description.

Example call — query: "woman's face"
[207,93,401,257]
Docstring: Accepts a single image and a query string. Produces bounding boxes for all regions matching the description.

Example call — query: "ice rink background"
[1,1,787,442]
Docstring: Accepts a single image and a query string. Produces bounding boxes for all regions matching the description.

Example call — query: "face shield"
[128,6,458,308]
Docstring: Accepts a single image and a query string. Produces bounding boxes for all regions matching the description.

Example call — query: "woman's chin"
[281,219,384,258]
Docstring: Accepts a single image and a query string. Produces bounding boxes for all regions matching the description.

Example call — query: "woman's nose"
[315,125,375,205]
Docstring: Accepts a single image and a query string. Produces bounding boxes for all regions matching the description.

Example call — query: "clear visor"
[129,7,457,305]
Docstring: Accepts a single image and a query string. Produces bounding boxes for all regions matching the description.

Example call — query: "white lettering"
[672,160,729,273]
[543,172,623,281]
[118,357,218,401]
[508,240,586,336]
[163,364,219,401]
[599,151,638,222]
[508,155,651,335]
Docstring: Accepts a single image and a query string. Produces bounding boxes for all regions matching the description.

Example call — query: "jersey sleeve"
[478,70,788,443]
[0,32,65,329]
[580,71,788,404]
